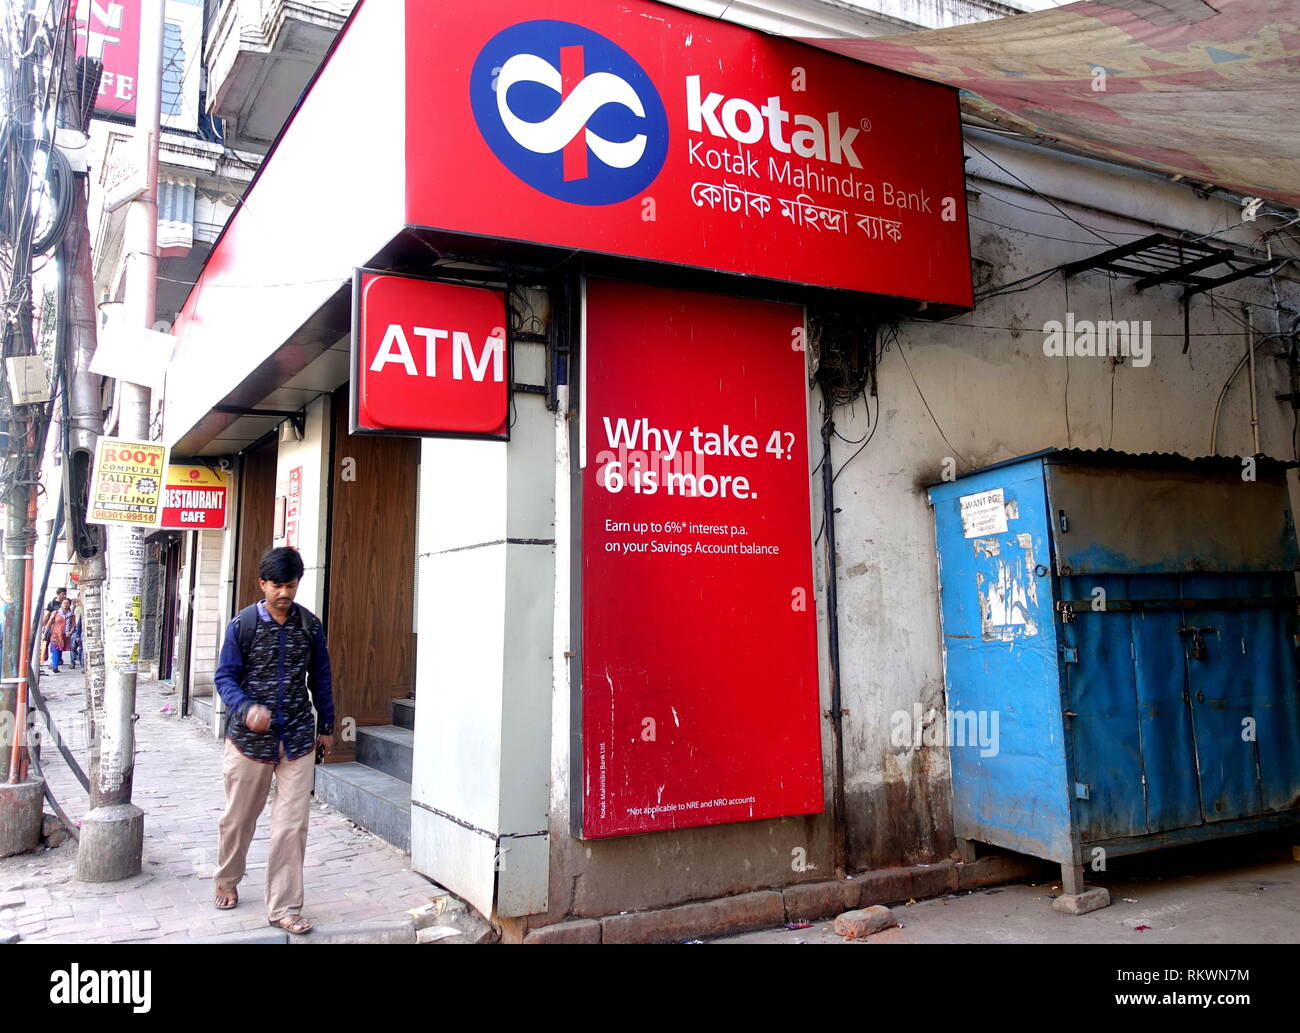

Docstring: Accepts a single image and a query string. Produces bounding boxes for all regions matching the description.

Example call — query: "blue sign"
[470,20,669,206]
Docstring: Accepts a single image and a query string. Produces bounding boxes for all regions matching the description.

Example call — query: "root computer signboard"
[579,280,823,837]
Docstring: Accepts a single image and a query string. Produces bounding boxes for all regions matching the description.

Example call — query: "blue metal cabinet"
[928,450,1300,891]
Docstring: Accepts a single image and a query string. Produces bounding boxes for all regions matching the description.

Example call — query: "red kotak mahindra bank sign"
[351,271,509,439]
[404,0,972,306]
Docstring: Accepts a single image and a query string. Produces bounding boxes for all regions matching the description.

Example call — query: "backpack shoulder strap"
[294,605,322,665]
[236,604,260,661]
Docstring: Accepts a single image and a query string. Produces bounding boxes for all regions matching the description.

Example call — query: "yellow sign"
[88,437,169,526]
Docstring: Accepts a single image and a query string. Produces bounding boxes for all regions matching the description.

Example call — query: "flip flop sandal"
[268,914,312,935]
[213,888,238,910]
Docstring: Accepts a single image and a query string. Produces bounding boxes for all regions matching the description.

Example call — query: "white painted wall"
[410,340,555,921]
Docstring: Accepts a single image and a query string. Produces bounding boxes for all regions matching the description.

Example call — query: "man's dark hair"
[259,547,304,584]
[54,587,66,595]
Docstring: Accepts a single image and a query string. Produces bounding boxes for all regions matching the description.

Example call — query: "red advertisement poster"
[580,279,823,838]
[285,466,301,547]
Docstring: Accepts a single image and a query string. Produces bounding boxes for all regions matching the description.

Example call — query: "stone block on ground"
[1052,887,1111,916]
[41,812,70,848]
[833,905,898,940]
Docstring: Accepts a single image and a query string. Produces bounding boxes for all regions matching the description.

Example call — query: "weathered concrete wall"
[830,129,1300,870]
[532,128,1300,919]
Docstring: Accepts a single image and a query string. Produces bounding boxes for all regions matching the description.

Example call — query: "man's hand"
[317,734,334,757]
[245,705,272,733]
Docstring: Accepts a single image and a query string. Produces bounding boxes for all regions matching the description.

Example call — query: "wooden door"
[234,435,279,612]
[326,389,419,760]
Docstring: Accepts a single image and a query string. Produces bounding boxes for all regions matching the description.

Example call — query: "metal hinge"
[1056,600,1076,624]
[1074,782,1090,800]
[1063,647,1078,663]
[1058,510,1069,533]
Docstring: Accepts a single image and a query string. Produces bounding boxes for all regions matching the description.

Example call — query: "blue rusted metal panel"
[931,450,1300,871]
[929,456,1074,864]
[1061,574,1147,842]
[1043,460,1297,576]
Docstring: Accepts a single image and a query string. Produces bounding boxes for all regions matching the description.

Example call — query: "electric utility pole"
[76,0,165,882]
[0,2,44,857]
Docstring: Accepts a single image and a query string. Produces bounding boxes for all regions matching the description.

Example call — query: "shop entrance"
[325,387,419,762]
[233,434,280,614]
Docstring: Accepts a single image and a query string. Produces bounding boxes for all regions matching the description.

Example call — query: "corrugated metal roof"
[957,446,1297,479]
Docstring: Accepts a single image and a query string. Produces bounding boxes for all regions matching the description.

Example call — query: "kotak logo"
[471,20,668,205]
[686,77,862,168]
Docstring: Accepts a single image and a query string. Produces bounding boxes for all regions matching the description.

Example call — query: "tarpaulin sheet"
[802,0,1300,206]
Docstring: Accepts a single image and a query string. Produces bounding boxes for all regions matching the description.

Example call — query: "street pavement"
[0,671,440,943]
[715,833,1300,944]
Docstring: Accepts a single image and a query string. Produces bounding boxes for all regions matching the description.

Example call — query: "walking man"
[212,547,335,934]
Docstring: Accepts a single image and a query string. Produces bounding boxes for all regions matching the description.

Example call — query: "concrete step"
[392,698,415,730]
[190,695,213,727]
[355,724,413,783]
[314,763,411,853]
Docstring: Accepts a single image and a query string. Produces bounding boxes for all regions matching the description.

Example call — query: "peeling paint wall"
[828,128,1300,872]
[524,127,1300,919]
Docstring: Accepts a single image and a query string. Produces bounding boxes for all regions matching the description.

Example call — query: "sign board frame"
[88,436,169,527]
[349,268,513,442]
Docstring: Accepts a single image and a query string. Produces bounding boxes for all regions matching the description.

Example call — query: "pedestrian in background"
[211,547,335,935]
[46,597,72,674]
[39,586,67,665]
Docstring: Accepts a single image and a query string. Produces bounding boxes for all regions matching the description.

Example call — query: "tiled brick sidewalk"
[1,674,439,943]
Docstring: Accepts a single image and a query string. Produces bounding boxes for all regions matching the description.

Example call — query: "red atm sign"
[351,271,510,439]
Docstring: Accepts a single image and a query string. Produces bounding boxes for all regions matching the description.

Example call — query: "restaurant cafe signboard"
[160,465,229,530]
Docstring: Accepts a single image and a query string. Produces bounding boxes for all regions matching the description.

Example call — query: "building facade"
[67,0,1300,938]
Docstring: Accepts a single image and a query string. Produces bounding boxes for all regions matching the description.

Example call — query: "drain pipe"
[819,381,848,876]
[1243,304,1260,456]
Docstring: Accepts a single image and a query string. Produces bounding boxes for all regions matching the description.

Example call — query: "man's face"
[259,578,298,614]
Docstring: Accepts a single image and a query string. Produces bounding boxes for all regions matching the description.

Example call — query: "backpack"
[221,603,323,738]
[234,602,323,667]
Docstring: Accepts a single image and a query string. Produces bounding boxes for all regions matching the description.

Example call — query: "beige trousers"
[213,738,315,920]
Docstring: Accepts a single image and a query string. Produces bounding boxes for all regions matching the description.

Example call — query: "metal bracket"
[1056,601,1076,624]
[212,405,306,438]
